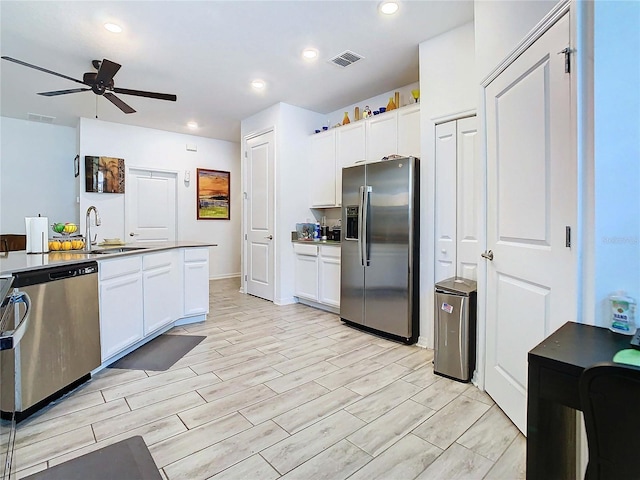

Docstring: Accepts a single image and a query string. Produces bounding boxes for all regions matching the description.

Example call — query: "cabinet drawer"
[184,247,209,262]
[99,256,142,281]
[293,243,318,256]
[320,245,341,258]
[143,251,174,270]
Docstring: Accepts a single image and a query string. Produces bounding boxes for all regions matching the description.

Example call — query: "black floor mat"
[23,436,162,480]
[108,334,205,371]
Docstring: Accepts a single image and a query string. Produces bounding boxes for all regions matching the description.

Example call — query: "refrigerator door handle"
[358,185,365,266]
[362,186,372,266]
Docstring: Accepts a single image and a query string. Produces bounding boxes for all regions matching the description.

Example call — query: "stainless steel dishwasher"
[0,261,100,420]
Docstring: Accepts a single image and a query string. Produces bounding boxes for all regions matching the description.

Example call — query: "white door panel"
[435,121,457,282]
[485,14,575,433]
[456,116,479,281]
[246,131,275,301]
[127,169,177,243]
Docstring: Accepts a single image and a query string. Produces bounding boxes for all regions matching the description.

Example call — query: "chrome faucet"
[86,206,101,252]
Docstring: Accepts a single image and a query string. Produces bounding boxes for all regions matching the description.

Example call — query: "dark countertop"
[0,241,216,275]
[292,239,341,246]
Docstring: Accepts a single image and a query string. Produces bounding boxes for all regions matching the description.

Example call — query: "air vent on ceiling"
[27,113,55,124]
[329,50,364,68]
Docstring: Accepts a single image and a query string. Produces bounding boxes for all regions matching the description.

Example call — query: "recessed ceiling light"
[251,79,265,90]
[379,2,399,15]
[104,23,122,33]
[302,48,318,60]
[187,121,198,129]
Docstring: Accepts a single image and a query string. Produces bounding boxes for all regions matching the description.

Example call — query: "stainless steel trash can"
[434,277,477,382]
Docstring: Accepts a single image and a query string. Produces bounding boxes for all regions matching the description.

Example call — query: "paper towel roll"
[25,216,49,253]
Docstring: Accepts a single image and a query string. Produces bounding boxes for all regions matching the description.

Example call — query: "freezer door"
[434,291,470,381]
[364,158,415,338]
[340,164,366,325]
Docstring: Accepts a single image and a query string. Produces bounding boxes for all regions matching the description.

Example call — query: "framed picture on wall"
[197,168,230,220]
[85,156,125,193]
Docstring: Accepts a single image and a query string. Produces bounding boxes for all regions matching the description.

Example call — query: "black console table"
[527,321,630,480]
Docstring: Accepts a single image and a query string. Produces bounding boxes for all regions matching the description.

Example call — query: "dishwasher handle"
[0,290,31,351]
[49,268,79,281]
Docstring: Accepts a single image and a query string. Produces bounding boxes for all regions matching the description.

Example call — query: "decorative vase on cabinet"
[386,97,397,111]
[342,112,351,125]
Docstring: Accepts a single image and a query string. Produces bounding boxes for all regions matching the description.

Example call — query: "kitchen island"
[0,242,215,369]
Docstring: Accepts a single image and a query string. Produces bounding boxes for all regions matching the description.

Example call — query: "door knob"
[265,235,273,240]
[129,232,139,237]
[481,250,494,261]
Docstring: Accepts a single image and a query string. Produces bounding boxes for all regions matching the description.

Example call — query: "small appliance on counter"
[24,215,49,254]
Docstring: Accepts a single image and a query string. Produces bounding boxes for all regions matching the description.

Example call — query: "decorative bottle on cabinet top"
[342,112,350,125]
[386,97,396,111]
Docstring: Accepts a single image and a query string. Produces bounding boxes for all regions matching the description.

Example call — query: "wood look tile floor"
[8,278,526,479]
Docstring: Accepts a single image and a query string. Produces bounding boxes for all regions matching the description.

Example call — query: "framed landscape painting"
[197,168,230,220]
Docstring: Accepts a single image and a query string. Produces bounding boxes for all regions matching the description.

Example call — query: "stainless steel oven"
[0,276,31,480]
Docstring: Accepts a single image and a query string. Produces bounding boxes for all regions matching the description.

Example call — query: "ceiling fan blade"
[113,87,177,102]
[95,59,121,85]
[38,88,91,97]
[104,92,136,114]
[1,56,87,86]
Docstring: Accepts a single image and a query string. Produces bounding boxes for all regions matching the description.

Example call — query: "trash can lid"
[435,276,477,295]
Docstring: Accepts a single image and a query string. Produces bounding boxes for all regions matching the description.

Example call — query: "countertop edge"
[0,242,217,275]
[291,240,341,245]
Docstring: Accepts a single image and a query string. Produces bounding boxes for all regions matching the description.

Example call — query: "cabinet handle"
[265,235,273,240]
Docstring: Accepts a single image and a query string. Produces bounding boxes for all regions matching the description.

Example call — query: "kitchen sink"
[70,247,147,255]
[93,247,147,254]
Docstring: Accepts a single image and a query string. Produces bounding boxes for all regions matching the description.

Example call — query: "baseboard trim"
[210,273,241,281]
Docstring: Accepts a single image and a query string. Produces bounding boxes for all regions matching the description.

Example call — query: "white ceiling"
[0,1,473,142]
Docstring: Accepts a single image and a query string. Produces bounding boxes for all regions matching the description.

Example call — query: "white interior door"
[484,13,575,433]
[126,168,177,242]
[245,130,275,301]
[456,116,480,281]
[434,120,457,282]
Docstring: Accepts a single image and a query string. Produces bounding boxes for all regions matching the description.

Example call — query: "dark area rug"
[23,436,162,480]
[108,334,205,371]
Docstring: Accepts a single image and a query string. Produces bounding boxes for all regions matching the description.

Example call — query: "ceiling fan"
[1,56,177,114]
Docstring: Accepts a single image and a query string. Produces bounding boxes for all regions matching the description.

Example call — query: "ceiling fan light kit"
[1,56,177,114]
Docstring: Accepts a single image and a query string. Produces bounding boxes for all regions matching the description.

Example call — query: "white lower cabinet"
[294,243,319,301]
[98,247,209,363]
[99,256,144,362]
[142,250,181,335]
[184,248,210,316]
[319,245,341,307]
[294,243,341,308]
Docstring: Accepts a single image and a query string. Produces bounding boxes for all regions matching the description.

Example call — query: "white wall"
[418,21,477,348]
[0,117,77,233]
[593,0,640,325]
[78,118,241,279]
[474,0,559,81]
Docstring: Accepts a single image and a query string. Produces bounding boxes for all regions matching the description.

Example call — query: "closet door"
[456,116,480,280]
[434,120,457,282]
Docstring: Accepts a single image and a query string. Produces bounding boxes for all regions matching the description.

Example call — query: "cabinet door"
[319,246,341,307]
[143,251,180,335]
[310,130,337,207]
[397,104,421,158]
[184,248,210,316]
[434,120,457,282]
[336,122,366,206]
[367,112,398,162]
[294,253,319,301]
[100,273,144,362]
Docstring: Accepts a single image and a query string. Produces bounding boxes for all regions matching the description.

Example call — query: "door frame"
[241,127,276,297]
[125,166,178,242]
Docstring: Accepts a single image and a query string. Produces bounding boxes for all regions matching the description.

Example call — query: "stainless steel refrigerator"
[340,157,419,344]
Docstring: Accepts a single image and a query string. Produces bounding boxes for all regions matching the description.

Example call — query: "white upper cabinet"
[310,129,337,207]
[336,122,366,205]
[309,104,420,208]
[367,113,398,163]
[397,104,421,158]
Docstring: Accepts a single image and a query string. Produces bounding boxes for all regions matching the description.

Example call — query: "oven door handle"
[0,290,31,351]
